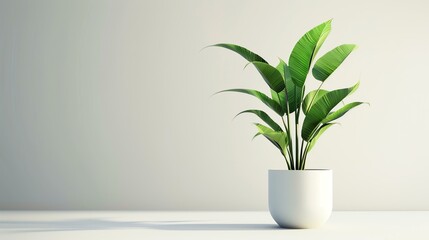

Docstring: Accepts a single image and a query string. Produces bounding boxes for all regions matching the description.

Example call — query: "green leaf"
[289,19,332,87]
[235,109,282,131]
[251,61,285,92]
[322,102,365,123]
[253,126,281,150]
[307,123,336,152]
[301,82,359,141]
[271,89,287,115]
[210,43,267,63]
[287,81,303,114]
[210,44,284,92]
[217,89,283,116]
[312,44,358,81]
[275,59,302,113]
[302,89,329,115]
[255,123,288,154]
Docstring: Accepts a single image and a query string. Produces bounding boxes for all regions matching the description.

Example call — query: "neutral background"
[0,0,428,210]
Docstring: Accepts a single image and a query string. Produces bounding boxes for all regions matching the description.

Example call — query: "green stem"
[281,117,294,163]
[282,152,291,170]
[301,122,323,169]
[280,115,289,132]
[276,92,294,169]
[301,141,310,169]
[299,139,305,169]
[294,86,300,170]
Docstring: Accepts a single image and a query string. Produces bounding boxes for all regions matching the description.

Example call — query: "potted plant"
[208,19,365,228]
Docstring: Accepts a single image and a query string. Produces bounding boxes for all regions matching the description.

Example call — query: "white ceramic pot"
[268,169,332,228]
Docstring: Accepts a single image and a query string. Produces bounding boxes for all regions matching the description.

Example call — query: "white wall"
[0,0,428,210]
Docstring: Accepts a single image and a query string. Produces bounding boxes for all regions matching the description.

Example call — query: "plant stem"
[294,86,300,169]
[301,142,310,169]
[276,92,294,169]
[282,152,291,170]
[281,117,294,163]
[301,121,323,169]
[280,115,289,132]
[299,139,305,169]
[278,89,293,169]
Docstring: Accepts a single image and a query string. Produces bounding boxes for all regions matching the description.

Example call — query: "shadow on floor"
[0,218,286,232]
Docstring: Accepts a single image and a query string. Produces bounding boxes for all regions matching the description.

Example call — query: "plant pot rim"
[269,169,332,172]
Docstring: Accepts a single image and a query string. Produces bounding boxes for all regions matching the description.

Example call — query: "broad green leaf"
[307,123,336,152]
[312,44,357,81]
[210,43,267,63]
[276,59,293,82]
[302,89,329,115]
[275,59,302,113]
[255,123,288,154]
[273,60,288,114]
[289,19,332,87]
[251,61,285,92]
[217,89,283,116]
[322,102,365,123]
[235,109,282,131]
[301,82,359,141]
[253,125,281,150]
[287,80,303,114]
[210,44,284,92]
[271,89,287,115]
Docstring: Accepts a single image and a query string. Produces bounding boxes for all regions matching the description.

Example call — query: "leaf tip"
[201,43,225,52]
[323,18,333,27]
[243,61,252,70]
[233,110,247,120]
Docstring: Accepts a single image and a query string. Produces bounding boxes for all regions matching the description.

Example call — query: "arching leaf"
[251,61,285,92]
[307,123,337,152]
[275,59,302,113]
[322,102,365,123]
[235,109,282,131]
[210,43,267,63]
[217,89,283,116]
[255,124,288,154]
[312,44,357,81]
[289,19,332,87]
[210,44,284,92]
[271,89,287,115]
[302,89,329,115]
[301,82,359,141]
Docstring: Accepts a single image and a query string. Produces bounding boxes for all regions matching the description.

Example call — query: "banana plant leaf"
[312,44,357,81]
[271,89,287,115]
[302,89,329,115]
[301,82,359,141]
[210,43,267,63]
[322,102,365,123]
[289,19,332,87]
[251,61,285,92]
[275,59,302,113]
[252,126,280,150]
[235,109,283,132]
[307,123,337,152]
[217,89,284,116]
[255,123,288,154]
[210,43,284,92]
